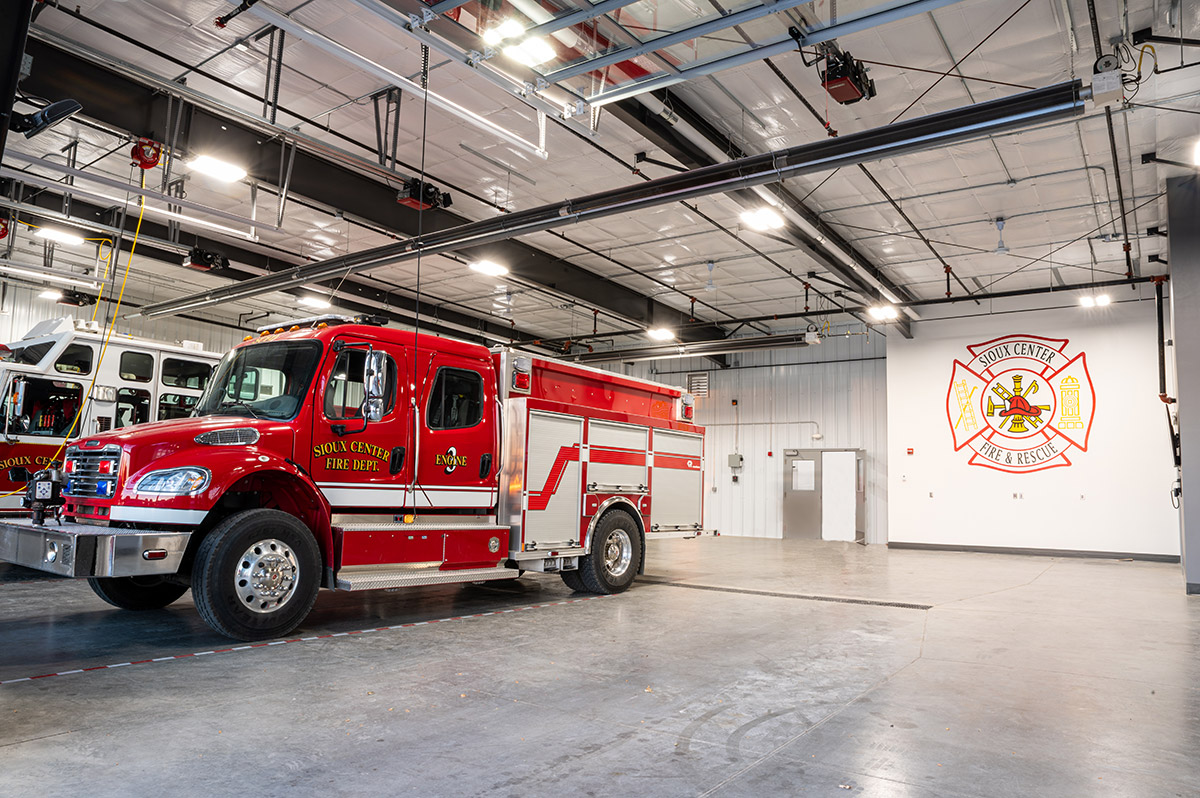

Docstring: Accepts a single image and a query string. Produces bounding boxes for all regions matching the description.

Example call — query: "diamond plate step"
[335,564,517,591]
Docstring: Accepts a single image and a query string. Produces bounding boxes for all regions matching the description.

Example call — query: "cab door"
[414,353,498,510]
[308,335,411,510]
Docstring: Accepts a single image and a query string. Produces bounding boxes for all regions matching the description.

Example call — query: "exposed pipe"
[129,80,1088,319]
[1156,277,1175,404]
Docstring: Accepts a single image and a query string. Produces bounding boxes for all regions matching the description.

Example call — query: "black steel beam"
[8,185,532,345]
[0,0,35,164]
[607,87,917,340]
[18,36,728,345]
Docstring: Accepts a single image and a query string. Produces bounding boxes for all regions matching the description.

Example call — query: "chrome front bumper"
[0,517,191,578]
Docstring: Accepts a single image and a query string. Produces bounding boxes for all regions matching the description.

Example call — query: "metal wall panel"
[606,327,888,543]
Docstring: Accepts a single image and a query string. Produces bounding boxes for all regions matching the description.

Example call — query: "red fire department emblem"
[945,334,1095,473]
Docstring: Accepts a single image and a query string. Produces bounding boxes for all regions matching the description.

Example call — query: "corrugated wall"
[0,282,244,354]
[605,326,890,543]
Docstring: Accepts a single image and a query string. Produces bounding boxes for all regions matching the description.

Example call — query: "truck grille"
[64,445,122,498]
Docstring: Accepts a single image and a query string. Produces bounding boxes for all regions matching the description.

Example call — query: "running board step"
[645,529,719,541]
[336,565,516,591]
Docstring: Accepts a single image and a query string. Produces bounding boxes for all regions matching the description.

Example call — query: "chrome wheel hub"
[235,538,298,614]
[603,529,633,579]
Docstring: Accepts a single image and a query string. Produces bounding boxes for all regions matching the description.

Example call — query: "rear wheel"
[560,569,586,592]
[192,509,321,641]
[579,509,641,594]
[88,576,188,610]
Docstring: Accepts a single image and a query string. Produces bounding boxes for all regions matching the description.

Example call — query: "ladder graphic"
[954,380,978,431]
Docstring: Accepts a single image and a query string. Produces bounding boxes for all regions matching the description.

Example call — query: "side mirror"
[363,350,387,422]
[10,378,26,418]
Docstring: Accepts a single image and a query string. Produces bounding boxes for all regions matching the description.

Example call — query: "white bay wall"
[604,326,889,543]
[0,283,246,353]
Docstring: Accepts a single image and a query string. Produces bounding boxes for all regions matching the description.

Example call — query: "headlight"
[135,467,211,495]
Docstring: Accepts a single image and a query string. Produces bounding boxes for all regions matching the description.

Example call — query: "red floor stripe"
[0,595,612,686]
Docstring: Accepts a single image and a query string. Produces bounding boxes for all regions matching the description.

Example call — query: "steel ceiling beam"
[542,0,966,99]
[129,81,1089,320]
[18,36,728,346]
[524,0,643,37]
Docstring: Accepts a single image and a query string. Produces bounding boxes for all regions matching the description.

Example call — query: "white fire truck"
[0,318,221,506]
[0,316,708,640]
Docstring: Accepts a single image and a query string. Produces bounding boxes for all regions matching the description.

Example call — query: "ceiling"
[2,0,1197,356]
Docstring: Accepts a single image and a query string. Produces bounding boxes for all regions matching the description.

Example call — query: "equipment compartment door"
[523,412,583,549]
[651,429,703,528]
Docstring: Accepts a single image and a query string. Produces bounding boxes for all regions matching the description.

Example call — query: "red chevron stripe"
[528,445,580,511]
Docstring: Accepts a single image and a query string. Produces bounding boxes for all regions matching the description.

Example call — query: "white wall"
[608,325,890,543]
[888,295,1179,556]
[0,282,244,354]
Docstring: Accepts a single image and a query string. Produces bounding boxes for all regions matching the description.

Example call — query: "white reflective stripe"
[109,506,208,525]
[319,487,496,508]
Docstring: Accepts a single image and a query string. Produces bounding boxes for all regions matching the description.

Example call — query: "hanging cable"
[407,43,432,520]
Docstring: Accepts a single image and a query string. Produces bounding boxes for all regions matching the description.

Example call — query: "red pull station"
[907,448,914,455]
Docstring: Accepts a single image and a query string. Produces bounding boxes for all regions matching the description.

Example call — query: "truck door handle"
[389,446,406,475]
[479,453,492,479]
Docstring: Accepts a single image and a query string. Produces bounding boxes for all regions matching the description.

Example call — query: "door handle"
[479,453,492,479]
[389,446,406,475]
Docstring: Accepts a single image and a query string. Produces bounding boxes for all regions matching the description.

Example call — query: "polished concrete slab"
[0,538,1196,797]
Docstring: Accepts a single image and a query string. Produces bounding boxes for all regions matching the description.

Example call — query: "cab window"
[115,388,151,428]
[158,393,199,420]
[2,378,83,436]
[162,358,212,390]
[54,343,94,375]
[426,367,483,430]
[324,349,396,420]
[120,351,154,382]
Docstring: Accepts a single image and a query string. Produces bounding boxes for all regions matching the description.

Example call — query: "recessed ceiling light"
[299,295,331,309]
[188,154,247,182]
[646,327,675,341]
[34,227,85,246]
[469,260,508,277]
[740,207,784,231]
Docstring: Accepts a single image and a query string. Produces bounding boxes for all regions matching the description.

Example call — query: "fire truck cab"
[0,318,220,505]
[0,316,707,640]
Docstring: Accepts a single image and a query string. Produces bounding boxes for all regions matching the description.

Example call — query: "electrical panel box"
[1091,70,1122,106]
[727,453,744,469]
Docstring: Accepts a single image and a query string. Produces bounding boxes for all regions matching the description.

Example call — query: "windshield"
[194,340,322,421]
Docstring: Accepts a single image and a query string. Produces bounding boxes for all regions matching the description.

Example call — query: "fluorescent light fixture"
[646,327,675,341]
[503,37,556,67]
[469,260,509,277]
[868,304,899,321]
[298,295,331,309]
[483,19,525,45]
[740,207,784,231]
[34,227,85,246]
[1095,294,1111,306]
[188,154,247,182]
[38,289,63,300]
[0,260,100,290]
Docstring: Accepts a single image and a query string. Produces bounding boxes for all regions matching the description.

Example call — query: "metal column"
[1166,174,1200,594]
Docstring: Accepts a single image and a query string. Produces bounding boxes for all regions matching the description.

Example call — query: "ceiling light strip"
[0,259,102,290]
[128,81,1086,319]
[236,0,548,159]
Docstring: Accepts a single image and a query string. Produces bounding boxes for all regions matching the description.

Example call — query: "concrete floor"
[1,537,1197,797]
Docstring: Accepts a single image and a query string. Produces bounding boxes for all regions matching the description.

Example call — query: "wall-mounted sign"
[945,334,1094,473]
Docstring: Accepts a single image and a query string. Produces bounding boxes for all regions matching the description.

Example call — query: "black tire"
[191,509,321,641]
[560,569,586,592]
[579,509,642,594]
[87,576,188,610]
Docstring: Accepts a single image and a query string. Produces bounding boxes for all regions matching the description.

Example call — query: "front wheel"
[191,509,321,641]
[579,509,642,594]
[88,576,188,610]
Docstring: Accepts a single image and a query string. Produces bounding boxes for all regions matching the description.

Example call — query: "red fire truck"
[0,316,707,640]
